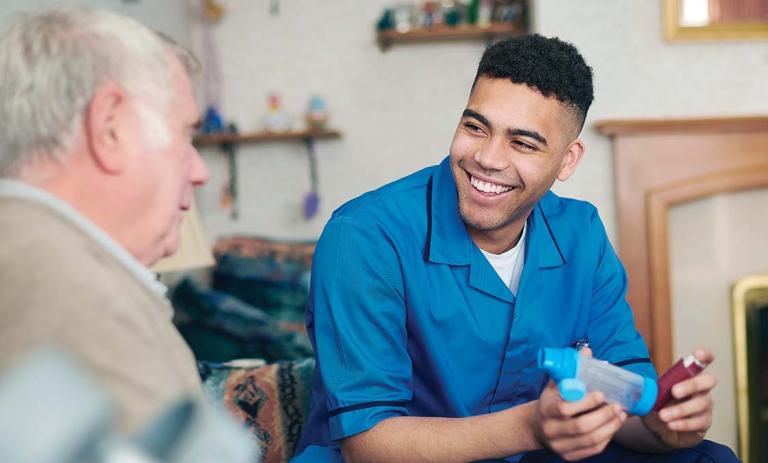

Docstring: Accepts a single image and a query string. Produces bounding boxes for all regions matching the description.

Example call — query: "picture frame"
[662,0,768,41]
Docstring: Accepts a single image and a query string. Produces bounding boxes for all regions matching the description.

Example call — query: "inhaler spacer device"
[538,347,658,416]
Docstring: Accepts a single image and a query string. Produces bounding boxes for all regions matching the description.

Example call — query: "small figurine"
[394,3,415,33]
[203,0,225,23]
[304,139,320,221]
[495,0,525,24]
[201,105,224,134]
[422,1,440,28]
[376,8,395,31]
[478,0,493,27]
[443,0,462,27]
[305,95,329,131]
[263,93,292,133]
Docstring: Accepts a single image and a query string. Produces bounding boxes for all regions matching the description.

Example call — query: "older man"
[0,7,209,433]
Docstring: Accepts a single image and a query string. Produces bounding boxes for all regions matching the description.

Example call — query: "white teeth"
[470,176,512,194]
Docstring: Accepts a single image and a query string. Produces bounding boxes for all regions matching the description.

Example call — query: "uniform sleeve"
[586,209,657,380]
[310,215,412,441]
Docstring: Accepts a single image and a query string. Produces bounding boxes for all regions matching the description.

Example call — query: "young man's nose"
[473,138,509,171]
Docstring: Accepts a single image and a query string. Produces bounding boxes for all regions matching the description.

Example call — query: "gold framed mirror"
[663,0,768,41]
[732,274,768,463]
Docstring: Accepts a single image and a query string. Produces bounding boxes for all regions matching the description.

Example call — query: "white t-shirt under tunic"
[479,223,527,297]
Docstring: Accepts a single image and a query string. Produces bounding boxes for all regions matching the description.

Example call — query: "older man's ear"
[85,82,130,175]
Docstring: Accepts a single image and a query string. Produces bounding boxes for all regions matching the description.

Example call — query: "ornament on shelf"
[200,0,226,135]
[303,138,320,221]
[201,105,224,134]
[263,93,292,133]
[203,0,225,23]
[422,1,442,28]
[220,123,240,220]
[478,0,494,27]
[305,95,329,131]
[393,3,415,32]
[376,8,395,31]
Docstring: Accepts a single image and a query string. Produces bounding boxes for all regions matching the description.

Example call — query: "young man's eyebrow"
[506,128,548,146]
[462,109,492,129]
[463,109,548,147]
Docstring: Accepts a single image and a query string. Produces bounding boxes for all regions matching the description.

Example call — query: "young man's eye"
[513,140,536,151]
[464,122,483,132]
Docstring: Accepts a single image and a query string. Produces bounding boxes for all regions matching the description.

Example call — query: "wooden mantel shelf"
[595,116,768,136]
[194,129,342,146]
[599,115,768,372]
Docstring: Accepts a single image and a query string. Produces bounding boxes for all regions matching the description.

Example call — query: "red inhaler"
[652,353,709,412]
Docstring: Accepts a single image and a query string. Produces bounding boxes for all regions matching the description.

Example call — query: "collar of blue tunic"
[0,179,169,300]
[426,155,566,270]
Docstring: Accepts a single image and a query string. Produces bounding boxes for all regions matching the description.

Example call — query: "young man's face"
[449,77,584,251]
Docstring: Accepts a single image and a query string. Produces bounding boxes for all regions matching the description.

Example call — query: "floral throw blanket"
[200,358,315,463]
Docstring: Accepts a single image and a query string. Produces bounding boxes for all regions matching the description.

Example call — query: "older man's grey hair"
[0,6,199,175]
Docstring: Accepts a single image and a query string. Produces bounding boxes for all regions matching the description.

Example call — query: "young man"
[0,7,209,433]
[293,35,737,462]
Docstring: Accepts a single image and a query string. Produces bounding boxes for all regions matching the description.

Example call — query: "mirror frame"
[663,0,768,41]
[731,274,768,463]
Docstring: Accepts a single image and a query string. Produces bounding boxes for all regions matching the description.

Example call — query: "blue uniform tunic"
[292,156,655,462]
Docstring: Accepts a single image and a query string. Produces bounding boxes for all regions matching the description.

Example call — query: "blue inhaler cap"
[537,347,579,381]
[628,376,658,416]
[558,378,587,401]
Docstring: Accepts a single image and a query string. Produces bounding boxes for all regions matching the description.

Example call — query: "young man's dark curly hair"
[473,34,594,131]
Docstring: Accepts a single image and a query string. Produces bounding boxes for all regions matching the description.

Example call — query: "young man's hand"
[533,380,627,461]
[641,348,716,448]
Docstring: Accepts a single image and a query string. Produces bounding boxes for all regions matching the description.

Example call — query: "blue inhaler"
[537,348,658,416]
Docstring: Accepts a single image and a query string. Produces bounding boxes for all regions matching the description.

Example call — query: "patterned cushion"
[200,358,315,463]
[212,237,315,330]
[171,278,313,364]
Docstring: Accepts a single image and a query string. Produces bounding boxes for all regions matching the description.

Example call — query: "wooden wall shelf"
[377,23,525,50]
[194,129,342,146]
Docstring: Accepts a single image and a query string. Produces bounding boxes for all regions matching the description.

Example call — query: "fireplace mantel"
[596,116,768,371]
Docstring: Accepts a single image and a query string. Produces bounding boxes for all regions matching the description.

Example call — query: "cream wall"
[191,0,477,240]
[669,189,768,451]
[191,0,768,243]
[0,0,190,45]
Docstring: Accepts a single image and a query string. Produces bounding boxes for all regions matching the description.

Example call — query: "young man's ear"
[557,138,585,182]
[84,82,129,174]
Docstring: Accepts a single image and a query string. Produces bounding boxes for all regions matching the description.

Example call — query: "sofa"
[169,236,317,462]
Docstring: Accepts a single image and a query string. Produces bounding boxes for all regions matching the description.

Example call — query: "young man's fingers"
[542,402,617,443]
[555,403,624,438]
[659,393,712,422]
[564,407,626,450]
[693,347,714,364]
[671,373,717,400]
[556,416,624,463]
[666,412,712,433]
[540,387,603,419]
[555,391,605,418]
